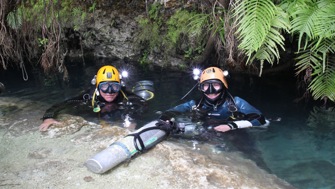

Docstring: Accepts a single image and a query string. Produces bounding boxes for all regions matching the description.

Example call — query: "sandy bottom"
[0,96,296,189]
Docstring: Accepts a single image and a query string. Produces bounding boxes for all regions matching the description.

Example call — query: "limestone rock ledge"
[0,97,295,189]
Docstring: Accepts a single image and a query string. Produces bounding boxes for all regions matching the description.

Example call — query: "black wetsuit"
[41,87,148,124]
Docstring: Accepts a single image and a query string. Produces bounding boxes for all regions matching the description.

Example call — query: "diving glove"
[155,119,181,135]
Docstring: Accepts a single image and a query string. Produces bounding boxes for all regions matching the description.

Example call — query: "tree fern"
[295,49,322,76]
[290,0,335,50]
[288,0,335,102]
[308,55,335,101]
[233,0,290,67]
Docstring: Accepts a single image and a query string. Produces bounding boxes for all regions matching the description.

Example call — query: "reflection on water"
[1,59,335,189]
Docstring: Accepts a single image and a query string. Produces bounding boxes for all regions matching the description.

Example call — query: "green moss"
[9,0,89,31]
[136,6,210,63]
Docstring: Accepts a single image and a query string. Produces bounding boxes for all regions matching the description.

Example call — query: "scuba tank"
[85,120,169,174]
[132,80,154,101]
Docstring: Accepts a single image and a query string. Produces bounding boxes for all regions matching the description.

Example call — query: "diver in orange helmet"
[159,66,268,133]
[39,65,154,132]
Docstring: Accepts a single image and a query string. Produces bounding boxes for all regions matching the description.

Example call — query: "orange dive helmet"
[199,67,228,89]
[95,65,120,86]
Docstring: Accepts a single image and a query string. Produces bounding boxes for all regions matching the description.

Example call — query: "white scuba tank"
[85,120,167,174]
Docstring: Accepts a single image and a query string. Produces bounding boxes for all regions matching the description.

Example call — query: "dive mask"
[98,82,121,94]
[199,79,223,94]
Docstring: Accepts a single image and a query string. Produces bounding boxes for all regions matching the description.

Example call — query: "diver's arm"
[233,97,267,126]
[213,119,260,132]
[214,97,268,132]
[39,118,60,131]
[39,90,91,131]
[158,100,197,122]
[39,101,69,131]
[41,91,89,120]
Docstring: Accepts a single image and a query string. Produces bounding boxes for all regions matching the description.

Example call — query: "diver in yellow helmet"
[159,66,269,134]
[91,65,125,112]
[39,65,155,132]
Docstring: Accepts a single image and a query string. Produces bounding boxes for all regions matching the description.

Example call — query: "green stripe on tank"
[129,137,159,155]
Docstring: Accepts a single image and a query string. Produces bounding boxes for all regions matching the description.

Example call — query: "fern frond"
[291,0,335,50]
[234,0,277,52]
[167,10,194,44]
[295,49,323,75]
[187,13,210,39]
[308,55,335,102]
[311,38,335,53]
[234,1,290,65]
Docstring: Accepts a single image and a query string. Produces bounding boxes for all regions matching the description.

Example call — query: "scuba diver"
[84,66,270,174]
[154,66,271,172]
[39,65,154,132]
[158,66,269,134]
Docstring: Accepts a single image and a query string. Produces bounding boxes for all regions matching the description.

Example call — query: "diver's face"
[204,93,221,100]
[200,79,223,98]
[100,90,119,102]
[98,81,121,102]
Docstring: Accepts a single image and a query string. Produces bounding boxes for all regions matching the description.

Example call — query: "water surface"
[1,59,334,189]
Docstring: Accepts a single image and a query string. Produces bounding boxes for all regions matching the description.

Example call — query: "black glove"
[155,119,181,135]
[191,108,208,121]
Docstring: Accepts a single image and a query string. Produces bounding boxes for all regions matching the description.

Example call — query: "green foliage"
[137,7,209,60]
[233,0,335,102]
[166,10,199,44]
[139,50,149,66]
[289,0,335,50]
[6,9,23,30]
[288,0,335,102]
[187,13,210,39]
[137,16,161,52]
[308,54,335,101]
[184,46,204,59]
[16,0,88,30]
[89,2,97,13]
[71,8,87,31]
[233,0,290,66]
[166,10,208,57]
[148,3,161,21]
[136,3,163,54]
[38,37,49,46]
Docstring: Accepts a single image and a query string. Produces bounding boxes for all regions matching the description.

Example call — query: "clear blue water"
[1,58,335,189]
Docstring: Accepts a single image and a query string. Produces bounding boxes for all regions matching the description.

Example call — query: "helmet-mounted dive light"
[192,68,229,80]
[192,68,201,80]
[119,69,129,87]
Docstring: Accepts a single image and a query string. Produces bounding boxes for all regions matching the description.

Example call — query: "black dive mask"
[199,79,223,94]
[98,82,121,94]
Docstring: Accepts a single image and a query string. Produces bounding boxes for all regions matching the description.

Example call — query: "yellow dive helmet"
[200,67,228,89]
[95,65,120,86]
